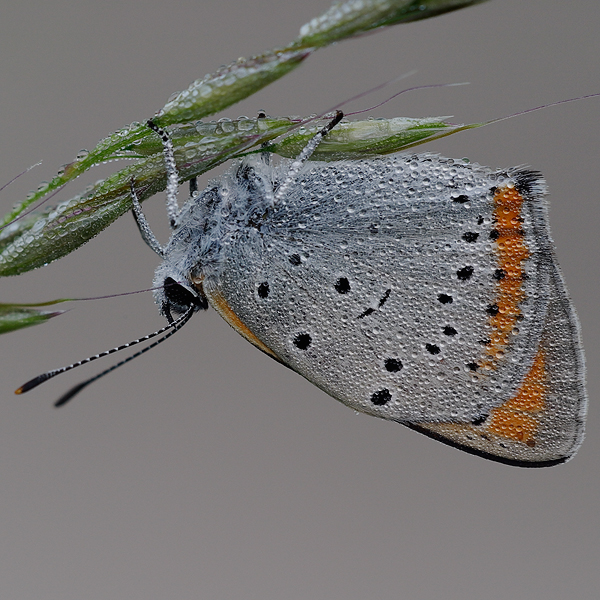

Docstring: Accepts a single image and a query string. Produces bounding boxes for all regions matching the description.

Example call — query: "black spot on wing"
[335,277,350,294]
[358,289,391,318]
[462,232,479,243]
[293,333,311,350]
[378,289,391,308]
[257,282,269,298]
[384,358,403,373]
[453,194,470,203]
[371,389,392,406]
[456,266,474,281]
[486,304,499,317]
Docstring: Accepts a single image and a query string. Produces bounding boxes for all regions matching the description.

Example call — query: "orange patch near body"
[487,349,547,444]
[481,185,530,370]
[206,289,282,361]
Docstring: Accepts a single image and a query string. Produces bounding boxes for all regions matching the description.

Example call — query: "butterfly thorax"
[152,156,277,317]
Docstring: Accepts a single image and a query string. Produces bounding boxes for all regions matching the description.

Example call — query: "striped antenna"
[15,306,195,406]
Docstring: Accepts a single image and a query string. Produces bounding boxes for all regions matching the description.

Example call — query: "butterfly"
[19,113,587,467]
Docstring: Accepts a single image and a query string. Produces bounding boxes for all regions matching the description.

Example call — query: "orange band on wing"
[410,347,547,459]
[481,184,530,370]
[486,348,546,445]
[207,289,282,361]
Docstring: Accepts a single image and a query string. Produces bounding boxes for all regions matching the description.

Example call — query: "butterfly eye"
[163,277,206,318]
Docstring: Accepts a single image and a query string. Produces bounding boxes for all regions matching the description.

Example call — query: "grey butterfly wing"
[204,154,586,466]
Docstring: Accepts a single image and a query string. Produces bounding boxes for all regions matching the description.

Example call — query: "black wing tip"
[512,168,546,198]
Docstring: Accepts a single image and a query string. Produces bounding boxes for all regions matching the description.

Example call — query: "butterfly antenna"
[15,307,194,404]
[147,119,180,228]
[52,307,194,407]
[273,110,343,204]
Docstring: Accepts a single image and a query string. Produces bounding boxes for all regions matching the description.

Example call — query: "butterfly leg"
[130,179,165,257]
[273,110,343,204]
[147,119,181,229]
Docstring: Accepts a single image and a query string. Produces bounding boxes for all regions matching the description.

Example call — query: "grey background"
[1,1,599,599]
